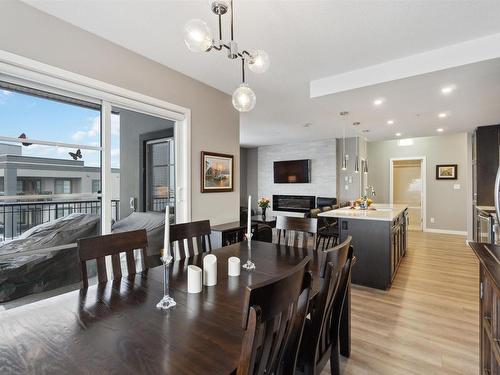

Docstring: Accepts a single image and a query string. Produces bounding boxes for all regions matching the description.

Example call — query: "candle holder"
[242,232,256,271]
[156,250,176,310]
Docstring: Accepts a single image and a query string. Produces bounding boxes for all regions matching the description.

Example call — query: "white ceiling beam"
[310,33,500,98]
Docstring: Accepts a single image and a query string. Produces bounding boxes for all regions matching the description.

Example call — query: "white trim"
[0,49,192,224]
[424,228,468,236]
[0,50,187,120]
[101,101,112,235]
[310,32,500,97]
[389,156,427,231]
[0,135,102,151]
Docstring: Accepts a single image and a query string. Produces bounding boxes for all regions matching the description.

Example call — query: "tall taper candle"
[247,195,251,238]
[164,206,170,256]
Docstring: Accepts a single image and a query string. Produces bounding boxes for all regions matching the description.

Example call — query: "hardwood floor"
[324,231,479,375]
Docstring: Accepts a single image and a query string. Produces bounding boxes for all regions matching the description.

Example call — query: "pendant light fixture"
[353,122,360,173]
[340,111,349,171]
[184,0,270,112]
[363,137,369,174]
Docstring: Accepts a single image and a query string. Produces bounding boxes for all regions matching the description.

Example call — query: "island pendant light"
[353,121,360,173]
[363,138,369,174]
[183,0,270,112]
[340,111,349,171]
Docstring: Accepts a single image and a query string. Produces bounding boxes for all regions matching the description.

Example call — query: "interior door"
[393,160,422,231]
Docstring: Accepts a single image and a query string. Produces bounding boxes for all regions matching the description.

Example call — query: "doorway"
[390,158,426,231]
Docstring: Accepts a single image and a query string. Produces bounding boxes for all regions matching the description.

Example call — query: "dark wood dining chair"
[237,257,312,375]
[276,216,318,250]
[169,220,212,260]
[77,229,148,288]
[295,237,354,375]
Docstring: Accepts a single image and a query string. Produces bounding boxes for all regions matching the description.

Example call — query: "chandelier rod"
[218,14,222,41]
[242,58,246,83]
[230,0,234,41]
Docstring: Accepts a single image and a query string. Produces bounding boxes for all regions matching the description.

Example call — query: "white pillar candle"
[228,256,241,277]
[164,206,170,257]
[247,195,251,237]
[187,265,203,293]
[203,254,217,286]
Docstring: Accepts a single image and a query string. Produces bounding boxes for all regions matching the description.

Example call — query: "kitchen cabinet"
[473,124,500,242]
[469,242,500,375]
[326,205,408,290]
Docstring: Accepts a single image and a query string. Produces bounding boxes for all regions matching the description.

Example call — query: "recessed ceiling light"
[387,120,394,125]
[373,98,384,106]
[395,132,402,137]
[438,112,448,118]
[441,85,455,94]
[437,128,444,132]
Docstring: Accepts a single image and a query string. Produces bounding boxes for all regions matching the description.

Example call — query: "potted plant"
[258,197,270,219]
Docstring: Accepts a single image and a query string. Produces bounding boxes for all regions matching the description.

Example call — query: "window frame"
[0,50,192,236]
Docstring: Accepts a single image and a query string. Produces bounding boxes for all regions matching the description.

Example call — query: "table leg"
[340,275,351,357]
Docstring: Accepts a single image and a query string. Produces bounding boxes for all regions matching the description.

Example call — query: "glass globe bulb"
[183,19,213,53]
[248,50,270,74]
[232,83,256,112]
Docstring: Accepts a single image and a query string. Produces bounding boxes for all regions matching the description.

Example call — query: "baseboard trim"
[424,228,468,236]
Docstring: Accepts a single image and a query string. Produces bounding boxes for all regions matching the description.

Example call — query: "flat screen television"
[273,159,311,183]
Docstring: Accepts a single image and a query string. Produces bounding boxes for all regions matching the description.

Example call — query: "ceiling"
[22,0,500,146]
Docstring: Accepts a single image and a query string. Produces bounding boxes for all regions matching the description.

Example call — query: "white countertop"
[318,203,408,221]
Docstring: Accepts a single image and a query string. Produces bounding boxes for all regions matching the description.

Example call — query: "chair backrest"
[169,220,212,260]
[276,216,318,250]
[298,237,353,374]
[320,236,352,278]
[77,229,148,288]
[237,257,312,375]
[255,224,273,243]
[317,197,337,210]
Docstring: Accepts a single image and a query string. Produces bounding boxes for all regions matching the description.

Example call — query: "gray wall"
[336,137,368,203]
[240,147,259,212]
[0,0,240,225]
[119,109,174,218]
[257,139,336,214]
[367,133,468,232]
[240,147,247,207]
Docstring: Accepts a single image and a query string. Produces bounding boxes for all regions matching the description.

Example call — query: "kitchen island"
[319,204,408,290]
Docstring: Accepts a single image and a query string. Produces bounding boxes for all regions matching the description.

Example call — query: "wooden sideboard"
[210,221,258,248]
[469,242,500,374]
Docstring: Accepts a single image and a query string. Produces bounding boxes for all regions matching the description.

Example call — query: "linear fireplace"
[273,195,315,213]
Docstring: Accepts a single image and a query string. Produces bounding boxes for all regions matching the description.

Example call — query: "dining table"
[0,240,351,375]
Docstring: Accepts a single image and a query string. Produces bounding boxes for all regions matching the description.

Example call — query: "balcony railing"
[0,199,120,242]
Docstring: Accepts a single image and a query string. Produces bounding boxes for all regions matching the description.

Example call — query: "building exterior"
[0,143,120,240]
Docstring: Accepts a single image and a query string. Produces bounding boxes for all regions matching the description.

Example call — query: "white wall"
[368,133,469,233]
[257,139,336,213]
[0,0,240,225]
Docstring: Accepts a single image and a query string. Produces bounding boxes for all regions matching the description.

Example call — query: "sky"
[0,89,120,168]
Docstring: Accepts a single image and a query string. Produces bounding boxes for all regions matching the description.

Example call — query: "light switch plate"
[348,176,353,183]
[345,185,349,190]
[453,184,461,190]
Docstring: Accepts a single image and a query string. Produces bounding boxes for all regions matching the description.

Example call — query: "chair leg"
[330,343,341,375]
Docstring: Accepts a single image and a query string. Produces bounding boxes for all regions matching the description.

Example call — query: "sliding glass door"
[110,106,176,224]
